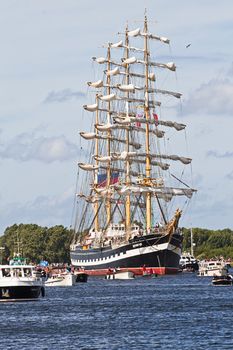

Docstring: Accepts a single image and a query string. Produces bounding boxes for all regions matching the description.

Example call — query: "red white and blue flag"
[97,172,119,187]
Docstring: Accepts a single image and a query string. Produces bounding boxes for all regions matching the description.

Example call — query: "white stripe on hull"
[71,242,181,267]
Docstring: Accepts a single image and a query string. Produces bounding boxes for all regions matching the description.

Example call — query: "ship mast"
[106,44,112,224]
[144,15,152,231]
[124,25,131,239]
[94,93,99,232]
[77,16,197,245]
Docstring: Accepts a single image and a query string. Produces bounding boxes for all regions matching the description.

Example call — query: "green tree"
[0,223,73,264]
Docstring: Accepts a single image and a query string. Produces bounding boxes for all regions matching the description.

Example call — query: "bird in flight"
[186,43,191,48]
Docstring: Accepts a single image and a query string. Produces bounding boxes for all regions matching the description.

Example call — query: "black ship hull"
[70,232,182,276]
[0,286,44,300]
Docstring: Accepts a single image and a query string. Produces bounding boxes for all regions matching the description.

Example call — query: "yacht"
[44,273,76,287]
[197,260,228,277]
[0,261,44,300]
[179,253,199,272]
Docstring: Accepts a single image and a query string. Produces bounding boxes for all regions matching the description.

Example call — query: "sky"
[0,0,233,233]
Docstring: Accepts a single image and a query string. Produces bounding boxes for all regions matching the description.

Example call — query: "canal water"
[1,273,233,349]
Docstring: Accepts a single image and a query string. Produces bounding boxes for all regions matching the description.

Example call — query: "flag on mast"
[97,172,119,187]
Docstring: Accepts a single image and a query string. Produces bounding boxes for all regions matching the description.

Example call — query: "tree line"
[0,224,233,264]
[0,224,73,264]
[182,227,233,259]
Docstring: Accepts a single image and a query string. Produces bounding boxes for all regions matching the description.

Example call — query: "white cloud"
[1,1,233,232]
[226,171,233,180]
[183,78,233,116]
[0,188,75,233]
[0,131,78,163]
[44,89,85,103]
[207,150,233,158]
[187,190,233,229]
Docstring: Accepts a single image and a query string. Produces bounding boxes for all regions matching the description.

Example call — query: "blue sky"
[0,0,233,233]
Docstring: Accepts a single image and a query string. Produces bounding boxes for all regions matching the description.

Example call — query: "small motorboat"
[179,253,199,272]
[0,258,44,301]
[212,274,233,286]
[105,270,135,280]
[44,273,76,287]
[197,260,228,277]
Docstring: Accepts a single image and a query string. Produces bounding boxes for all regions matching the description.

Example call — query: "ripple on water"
[1,274,233,349]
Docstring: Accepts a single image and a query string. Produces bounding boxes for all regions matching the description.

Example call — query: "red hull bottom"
[79,267,179,277]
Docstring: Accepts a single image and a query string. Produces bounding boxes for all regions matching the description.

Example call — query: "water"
[1,273,233,349]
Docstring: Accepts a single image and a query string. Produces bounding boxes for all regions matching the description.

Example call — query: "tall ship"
[70,14,196,276]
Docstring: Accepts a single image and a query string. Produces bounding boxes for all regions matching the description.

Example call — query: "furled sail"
[108,84,181,98]
[93,152,170,170]
[137,59,176,71]
[148,88,182,99]
[135,152,192,165]
[118,96,161,107]
[111,151,137,160]
[140,32,170,44]
[110,40,123,48]
[122,56,137,65]
[128,28,141,37]
[159,154,192,165]
[104,69,155,81]
[127,28,170,44]
[135,126,165,138]
[117,185,195,199]
[95,57,107,64]
[78,163,99,171]
[95,123,115,131]
[105,67,120,76]
[87,80,103,88]
[130,158,170,171]
[117,84,135,92]
[115,116,186,131]
[80,132,96,140]
[94,156,112,163]
[110,39,145,53]
[99,93,116,101]
[77,15,196,248]
[83,103,98,112]
[80,131,141,149]
[95,123,164,138]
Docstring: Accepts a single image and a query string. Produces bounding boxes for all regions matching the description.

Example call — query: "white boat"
[197,260,228,277]
[179,253,199,272]
[105,270,135,280]
[44,273,76,287]
[0,262,44,300]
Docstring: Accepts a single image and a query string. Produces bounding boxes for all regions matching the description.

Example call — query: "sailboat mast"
[106,45,112,223]
[124,25,131,237]
[94,93,99,232]
[190,227,194,256]
[144,15,152,231]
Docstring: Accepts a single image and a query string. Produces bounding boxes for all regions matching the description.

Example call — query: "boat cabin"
[198,260,228,277]
[0,265,37,278]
